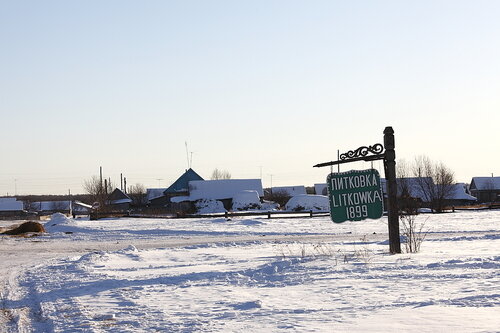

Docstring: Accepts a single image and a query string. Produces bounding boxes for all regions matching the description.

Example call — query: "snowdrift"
[232,190,262,211]
[195,199,226,214]
[285,194,329,212]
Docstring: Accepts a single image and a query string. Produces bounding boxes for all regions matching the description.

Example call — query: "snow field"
[1,210,499,332]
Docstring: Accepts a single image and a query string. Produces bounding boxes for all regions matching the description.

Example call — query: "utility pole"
[68,189,72,217]
[99,166,103,194]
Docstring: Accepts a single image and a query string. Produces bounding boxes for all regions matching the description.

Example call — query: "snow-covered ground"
[1,210,499,332]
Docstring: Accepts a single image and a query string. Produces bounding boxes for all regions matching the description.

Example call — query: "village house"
[314,183,328,196]
[169,179,264,211]
[29,201,71,215]
[107,188,132,211]
[0,197,25,217]
[469,177,500,203]
[379,178,476,209]
[147,168,204,208]
[146,188,168,207]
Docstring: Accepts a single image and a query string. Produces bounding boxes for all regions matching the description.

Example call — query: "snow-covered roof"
[271,186,306,197]
[146,188,167,201]
[32,201,71,211]
[446,183,477,201]
[314,183,328,196]
[188,179,264,201]
[381,177,433,201]
[380,179,476,202]
[285,194,329,212]
[470,177,500,191]
[0,198,24,211]
[73,201,92,209]
[170,196,190,203]
[110,198,132,205]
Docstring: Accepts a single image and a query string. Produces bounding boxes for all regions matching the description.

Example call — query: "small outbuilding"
[107,188,132,211]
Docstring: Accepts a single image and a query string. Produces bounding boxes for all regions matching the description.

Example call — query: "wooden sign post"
[314,126,401,254]
[383,127,401,253]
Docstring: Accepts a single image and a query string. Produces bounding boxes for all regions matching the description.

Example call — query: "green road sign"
[327,169,384,223]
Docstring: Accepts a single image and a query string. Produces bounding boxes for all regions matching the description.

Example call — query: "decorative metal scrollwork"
[339,143,384,161]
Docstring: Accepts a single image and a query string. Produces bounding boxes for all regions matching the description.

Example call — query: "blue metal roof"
[164,168,204,194]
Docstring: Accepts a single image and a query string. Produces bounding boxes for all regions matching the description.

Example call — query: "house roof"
[108,188,132,205]
[187,179,264,201]
[272,186,306,197]
[446,183,477,201]
[470,177,500,191]
[381,177,434,202]
[0,198,24,211]
[380,178,476,202]
[314,183,328,196]
[164,168,204,194]
[146,188,167,201]
[74,201,92,209]
[32,201,71,211]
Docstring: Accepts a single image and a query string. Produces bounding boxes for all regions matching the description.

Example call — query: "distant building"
[445,183,477,206]
[30,201,71,214]
[469,177,500,203]
[314,183,328,196]
[188,179,264,200]
[380,178,477,208]
[165,168,204,196]
[147,168,204,211]
[184,179,264,210]
[380,177,432,203]
[271,186,306,197]
[72,201,92,216]
[0,197,25,217]
[146,188,168,207]
[107,188,132,211]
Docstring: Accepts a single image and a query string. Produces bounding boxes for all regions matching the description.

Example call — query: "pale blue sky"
[1,1,499,195]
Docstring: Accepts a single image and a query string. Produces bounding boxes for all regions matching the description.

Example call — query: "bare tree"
[397,158,428,253]
[264,189,291,209]
[400,213,428,253]
[396,159,413,198]
[412,156,455,212]
[128,183,147,207]
[23,198,38,212]
[211,168,231,180]
[83,175,114,209]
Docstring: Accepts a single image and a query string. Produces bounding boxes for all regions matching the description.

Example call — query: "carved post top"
[384,126,395,150]
[383,126,394,135]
